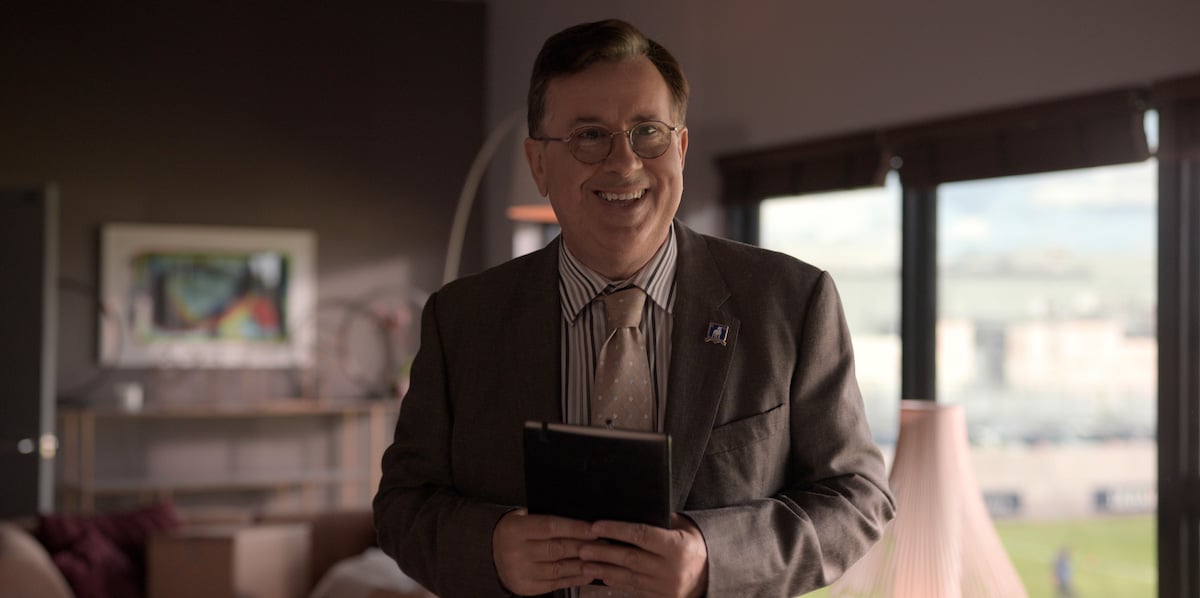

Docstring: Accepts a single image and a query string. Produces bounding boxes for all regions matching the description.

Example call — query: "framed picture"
[99,223,316,369]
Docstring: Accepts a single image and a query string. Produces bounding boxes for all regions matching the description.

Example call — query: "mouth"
[596,189,647,203]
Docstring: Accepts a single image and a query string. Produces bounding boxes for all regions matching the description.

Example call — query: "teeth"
[598,190,645,202]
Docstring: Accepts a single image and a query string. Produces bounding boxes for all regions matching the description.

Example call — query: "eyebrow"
[566,113,667,130]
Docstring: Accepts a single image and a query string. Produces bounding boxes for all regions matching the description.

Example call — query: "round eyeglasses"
[531,120,680,164]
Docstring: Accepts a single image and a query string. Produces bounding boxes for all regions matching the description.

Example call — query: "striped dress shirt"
[558,225,678,432]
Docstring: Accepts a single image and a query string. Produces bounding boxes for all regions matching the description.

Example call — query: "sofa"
[0,517,73,598]
[0,505,435,598]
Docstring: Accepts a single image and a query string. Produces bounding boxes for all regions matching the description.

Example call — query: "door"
[0,187,57,516]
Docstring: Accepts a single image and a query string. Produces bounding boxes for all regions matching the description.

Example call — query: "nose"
[603,130,642,173]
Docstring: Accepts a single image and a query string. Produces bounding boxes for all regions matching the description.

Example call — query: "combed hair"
[527,19,689,136]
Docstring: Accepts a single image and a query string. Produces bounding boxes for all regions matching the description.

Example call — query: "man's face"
[525,56,688,277]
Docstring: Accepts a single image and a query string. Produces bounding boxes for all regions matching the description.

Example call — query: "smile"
[597,189,646,202]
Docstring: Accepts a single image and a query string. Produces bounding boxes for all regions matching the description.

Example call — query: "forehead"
[542,56,674,129]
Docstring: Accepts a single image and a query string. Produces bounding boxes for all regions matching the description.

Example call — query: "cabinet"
[56,399,397,514]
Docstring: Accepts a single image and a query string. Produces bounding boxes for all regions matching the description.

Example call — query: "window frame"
[722,75,1200,598]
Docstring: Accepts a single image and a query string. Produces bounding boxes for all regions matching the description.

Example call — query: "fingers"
[493,513,706,597]
[504,560,594,596]
[524,557,593,586]
[582,559,656,595]
[591,517,706,560]
[582,552,696,598]
[538,537,591,562]
[493,510,600,595]
[580,538,652,569]
[522,511,599,541]
[581,518,709,598]
[579,539,664,594]
[590,520,662,553]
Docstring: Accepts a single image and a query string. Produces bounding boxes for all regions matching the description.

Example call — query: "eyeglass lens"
[569,122,673,163]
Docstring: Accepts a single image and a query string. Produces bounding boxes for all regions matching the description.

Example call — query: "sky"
[760,112,1159,270]
[759,158,1157,288]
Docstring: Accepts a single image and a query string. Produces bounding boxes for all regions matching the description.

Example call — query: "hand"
[579,513,708,598]
[492,508,599,596]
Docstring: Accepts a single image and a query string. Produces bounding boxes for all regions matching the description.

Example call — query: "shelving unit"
[56,399,397,514]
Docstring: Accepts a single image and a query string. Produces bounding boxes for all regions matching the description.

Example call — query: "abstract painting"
[100,224,316,368]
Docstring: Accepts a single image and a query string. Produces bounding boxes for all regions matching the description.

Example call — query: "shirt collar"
[558,224,678,323]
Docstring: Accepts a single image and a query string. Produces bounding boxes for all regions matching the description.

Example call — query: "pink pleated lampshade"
[829,400,1027,598]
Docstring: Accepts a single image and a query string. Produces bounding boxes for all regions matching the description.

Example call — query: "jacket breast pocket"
[687,403,789,509]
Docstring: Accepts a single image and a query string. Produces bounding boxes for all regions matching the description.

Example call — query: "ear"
[677,127,689,171]
[524,137,549,197]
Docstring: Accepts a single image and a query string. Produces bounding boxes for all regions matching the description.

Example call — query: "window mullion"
[901,185,937,402]
[1157,157,1200,598]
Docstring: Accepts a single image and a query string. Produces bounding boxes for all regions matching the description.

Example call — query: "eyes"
[534,120,679,164]
[632,122,668,138]
[565,121,677,163]
[571,122,670,145]
[574,127,607,143]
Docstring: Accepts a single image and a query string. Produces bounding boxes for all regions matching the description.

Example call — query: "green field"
[799,515,1155,597]
[995,515,1155,597]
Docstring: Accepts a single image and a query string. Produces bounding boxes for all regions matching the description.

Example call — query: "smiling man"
[374,19,894,598]
[525,53,685,282]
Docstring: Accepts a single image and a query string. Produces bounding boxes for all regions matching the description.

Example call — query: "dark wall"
[0,3,485,403]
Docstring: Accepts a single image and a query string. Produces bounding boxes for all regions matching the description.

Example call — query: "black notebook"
[523,421,672,529]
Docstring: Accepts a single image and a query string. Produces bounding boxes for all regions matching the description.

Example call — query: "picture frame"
[99,223,317,369]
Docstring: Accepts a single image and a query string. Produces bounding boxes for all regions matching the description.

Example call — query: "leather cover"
[523,421,671,529]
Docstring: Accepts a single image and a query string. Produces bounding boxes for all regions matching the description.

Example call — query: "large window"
[727,76,1200,597]
[761,162,1157,597]
[939,160,1157,597]
[759,173,902,447]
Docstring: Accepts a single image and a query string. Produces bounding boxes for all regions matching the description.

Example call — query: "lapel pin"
[704,322,729,346]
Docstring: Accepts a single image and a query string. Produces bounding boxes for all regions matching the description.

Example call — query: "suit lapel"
[665,225,738,510]
[507,239,563,425]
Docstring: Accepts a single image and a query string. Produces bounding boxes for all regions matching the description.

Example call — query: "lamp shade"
[505,203,557,224]
[830,400,1027,598]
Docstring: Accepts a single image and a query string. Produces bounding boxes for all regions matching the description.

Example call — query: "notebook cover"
[523,421,672,529]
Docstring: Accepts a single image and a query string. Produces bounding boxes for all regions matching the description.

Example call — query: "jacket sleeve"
[372,290,516,597]
[685,271,896,597]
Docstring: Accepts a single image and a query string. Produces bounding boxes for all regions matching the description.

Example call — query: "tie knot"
[601,287,646,330]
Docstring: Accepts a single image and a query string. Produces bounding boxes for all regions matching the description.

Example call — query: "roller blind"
[888,89,1149,187]
[718,85,1157,204]
[718,131,889,205]
[1154,74,1200,160]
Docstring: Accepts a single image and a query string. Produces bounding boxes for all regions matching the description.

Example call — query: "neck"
[575,248,650,281]
[565,234,667,281]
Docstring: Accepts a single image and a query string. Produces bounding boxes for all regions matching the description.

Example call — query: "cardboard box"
[148,524,311,598]
[259,510,377,587]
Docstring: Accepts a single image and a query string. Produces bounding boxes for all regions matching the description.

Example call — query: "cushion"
[50,526,138,598]
[310,547,436,598]
[37,502,182,598]
[39,501,181,558]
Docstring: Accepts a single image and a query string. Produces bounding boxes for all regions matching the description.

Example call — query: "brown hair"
[527,19,689,136]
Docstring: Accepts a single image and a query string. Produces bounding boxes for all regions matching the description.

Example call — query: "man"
[374,19,894,598]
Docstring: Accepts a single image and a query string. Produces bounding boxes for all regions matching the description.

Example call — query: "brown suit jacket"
[373,223,895,597]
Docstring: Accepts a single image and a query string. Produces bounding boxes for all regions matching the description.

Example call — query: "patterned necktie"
[590,287,654,432]
[584,286,650,596]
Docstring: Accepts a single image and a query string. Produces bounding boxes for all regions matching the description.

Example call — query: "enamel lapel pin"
[704,322,730,346]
